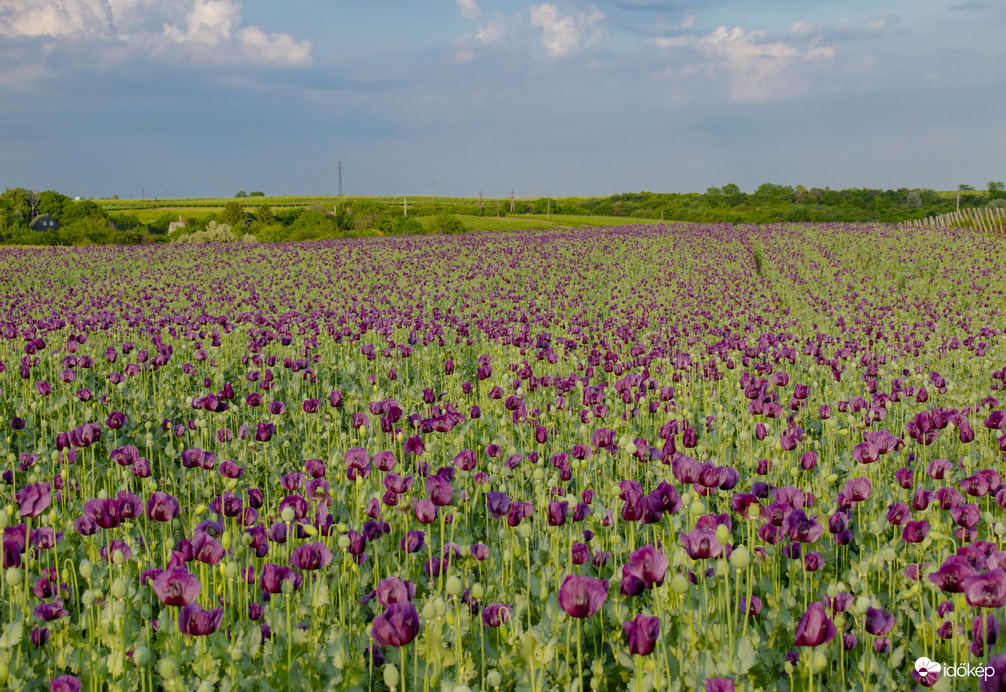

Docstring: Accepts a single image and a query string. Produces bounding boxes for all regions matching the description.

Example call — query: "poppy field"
[4,222,1006,691]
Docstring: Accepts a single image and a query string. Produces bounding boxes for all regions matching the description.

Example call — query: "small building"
[29,214,59,232]
[168,216,188,233]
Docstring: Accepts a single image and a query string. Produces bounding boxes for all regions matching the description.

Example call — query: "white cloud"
[0,0,311,68]
[456,0,481,20]
[161,0,312,66]
[0,0,112,38]
[529,3,605,57]
[654,25,837,101]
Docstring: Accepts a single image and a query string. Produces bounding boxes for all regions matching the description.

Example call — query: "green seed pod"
[689,501,704,517]
[422,602,437,620]
[337,535,351,550]
[281,507,296,523]
[383,664,400,689]
[729,546,750,570]
[715,525,730,545]
[158,658,179,680]
[111,579,127,599]
[446,575,463,596]
[813,653,828,673]
[141,605,153,620]
[225,562,240,580]
[197,682,213,692]
[81,590,96,607]
[670,574,689,594]
[5,567,21,587]
[518,523,532,540]
[281,580,294,594]
[470,583,485,601]
[0,510,9,530]
[487,670,502,688]
[112,550,125,566]
[434,598,447,617]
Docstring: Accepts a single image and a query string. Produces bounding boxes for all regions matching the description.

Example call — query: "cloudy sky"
[0,0,1002,198]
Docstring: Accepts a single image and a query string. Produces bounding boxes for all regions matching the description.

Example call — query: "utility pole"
[337,161,344,196]
[431,181,435,201]
[510,189,515,213]
[403,197,407,216]
[478,189,483,213]
[285,181,289,197]
[160,181,164,200]
[142,187,145,199]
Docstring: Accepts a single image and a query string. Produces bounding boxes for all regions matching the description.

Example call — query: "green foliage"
[220,201,247,228]
[174,220,237,244]
[235,190,247,198]
[429,213,465,234]
[249,191,265,197]
[392,216,424,235]
[38,190,69,219]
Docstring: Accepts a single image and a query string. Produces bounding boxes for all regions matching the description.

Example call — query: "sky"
[0,0,1003,199]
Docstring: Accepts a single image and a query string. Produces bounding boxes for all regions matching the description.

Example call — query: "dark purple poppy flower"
[404,435,425,455]
[626,544,668,585]
[219,460,244,479]
[73,515,99,536]
[548,500,569,527]
[304,459,326,478]
[100,540,132,563]
[371,602,421,647]
[179,602,223,636]
[376,577,415,607]
[105,411,126,429]
[794,602,836,647]
[255,423,275,442]
[426,474,453,506]
[17,483,51,518]
[151,568,201,606]
[704,680,735,692]
[740,596,763,616]
[49,675,81,692]
[191,534,224,565]
[83,497,120,529]
[783,510,824,544]
[680,528,723,560]
[290,543,333,571]
[864,607,895,636]
[623,613,660,656]
[145,492,180,522]
[558,575,608,618]
[481,603,512,627]
[964,569,1006,608]
[400,530,425,553]
[33,600,68,621]
[903,521,930,543]
[260,563,303,594]
[974,614,1001,645]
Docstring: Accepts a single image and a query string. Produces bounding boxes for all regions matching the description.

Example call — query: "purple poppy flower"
[903,521,930,543]
[625,544,668,585]
[50,675,82,692]
[105,411,126,429]
[179,602,224,636]
[146,492,180,522]
[151,568,201,606]
[705,680,735,692]
[794,602,836,647]
[680,528,723,560]
[481,603,512,627]
[260,563,303,594]
[557,575,608,619]
[33,600,68,622]
[376,577,415,607]
[371,602,420,647]
[864,607,895,636]
[404,435,425,455]
[291,543,333,571]
[623,613,660,656]
[83,497,121,529]
[964,569,1006,608]
[548,500,569,527]
[17,483,51,518]
[426,474,453,506]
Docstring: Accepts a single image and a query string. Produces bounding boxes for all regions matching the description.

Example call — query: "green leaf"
[735,636,758,675]
[312,580,330,608]
[889,645,905,670]
[0,621,23,648]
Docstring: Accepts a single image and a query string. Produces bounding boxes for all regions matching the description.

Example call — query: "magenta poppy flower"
[371,602,420,647]
[964,570,1006,608]
[50,675,81,692]
[481,603,512,627]
[625,544,668,585]
[426,474,453,506]
[17,483,51,518]
[150,568,201,606]
[558,575,608,619]
[179,602,224,636]
[260,563,303,594]
[864,607,895,636]
[705,680,735,692]
[83,497,121,529]
[794,602,836,647]
[903,521,930,543]
[680,528,723,560]
[290,543,333,571]
[623,613,660,656]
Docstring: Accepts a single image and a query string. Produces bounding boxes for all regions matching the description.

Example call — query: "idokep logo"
[914,658,940,685]
[915,656,993,683]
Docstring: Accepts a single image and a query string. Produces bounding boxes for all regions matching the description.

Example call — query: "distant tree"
[392,216,424,235]
[705,186,722,195]
[989,181,1005,192]
[221,201,247,228]
[249,191,265,197]
[235,190,247,198]
[721,184,741,195]
[255,204,274,226]
[959,184,975,191]
[432,213,465,234]
[38,190,69,220]
[905,190,923,208]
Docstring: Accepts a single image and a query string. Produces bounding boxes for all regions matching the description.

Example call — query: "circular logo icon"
[915,657,941,684]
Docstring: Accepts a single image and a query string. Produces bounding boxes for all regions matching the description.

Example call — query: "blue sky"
[0,0,1002,198]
